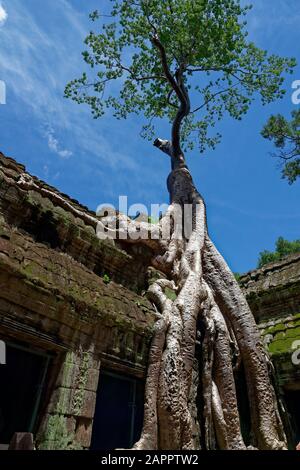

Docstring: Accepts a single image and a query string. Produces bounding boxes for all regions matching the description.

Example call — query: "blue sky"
[0,0,299,273]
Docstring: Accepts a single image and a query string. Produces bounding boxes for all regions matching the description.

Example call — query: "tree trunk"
[131,158,287,450]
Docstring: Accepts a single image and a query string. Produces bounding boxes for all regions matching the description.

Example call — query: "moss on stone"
[164,287,177,301]
[72,351,90,416]
[269,323,286,333]
[261,315,300,359]
[267,332,300,356]
[38,414,82,450]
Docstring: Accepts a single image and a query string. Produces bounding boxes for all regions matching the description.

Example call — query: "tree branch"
[151,34,186,104]
[166,89,177,108]
[153,138,173,157]
[151,35,190,164]
[116,60,166,82]
[191,83,240,114]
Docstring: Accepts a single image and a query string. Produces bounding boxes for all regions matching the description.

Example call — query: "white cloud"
[0,0,138,173]
[0,3,7,26]
[242,0,300,39]
[0,0,167,208]
[44,127,72,159]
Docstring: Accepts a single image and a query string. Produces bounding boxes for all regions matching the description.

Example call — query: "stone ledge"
[240,252,300,293]
[0,215,156,367]
[0,152,154,293]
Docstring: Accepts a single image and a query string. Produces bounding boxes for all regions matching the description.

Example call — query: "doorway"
[284,388,300,448]
[0,342,50,446]
[91,370,144,450]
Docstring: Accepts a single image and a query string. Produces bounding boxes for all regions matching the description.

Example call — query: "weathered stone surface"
[85,368,101,392]
[0,215,155,362]
[47,386,74,415]
[75,391,97,419]
[0,153,156,371]
[240,253,300,322]
[75,418,93,448]
[0,152,158,450]
[37,349,99,449]
[239,255,300,391]
[37,413,81,450]
[0,152,154,293]
[9,433,34,450]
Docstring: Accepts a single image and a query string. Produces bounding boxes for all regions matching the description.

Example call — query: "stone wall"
[240,254,300,389]
[0,152,154,294]
[0,152,156,449]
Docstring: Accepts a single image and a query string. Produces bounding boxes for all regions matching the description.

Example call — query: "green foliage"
[65,0,295,154]
[233,272,241,281]
[261,110,300,184]
[257,236,300,268]
[103,273,111,284]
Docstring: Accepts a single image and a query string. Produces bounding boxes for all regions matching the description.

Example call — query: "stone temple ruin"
[0,151,299,450]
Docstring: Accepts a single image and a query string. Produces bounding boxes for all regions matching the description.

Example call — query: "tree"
[65,0,295,450]
[258,236,300,268]
[261,110,300,184]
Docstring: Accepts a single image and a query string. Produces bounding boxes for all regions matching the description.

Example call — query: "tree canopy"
[65,0,295,155]
[257,236,300,268]
[261,110,300,184]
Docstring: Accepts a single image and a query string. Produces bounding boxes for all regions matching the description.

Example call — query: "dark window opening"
[91,371,144,450]
[284,389,300,448]
[20,207,60,249]
[235,366,251,446]
[0,342,51,445]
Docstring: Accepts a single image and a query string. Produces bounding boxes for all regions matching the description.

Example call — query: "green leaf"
[66,0,296,155]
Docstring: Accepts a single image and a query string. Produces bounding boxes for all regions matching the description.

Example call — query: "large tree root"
[102,155,287,450]
[203,238,286,449]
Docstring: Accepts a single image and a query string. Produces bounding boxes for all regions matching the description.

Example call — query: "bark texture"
[123,150,288,450]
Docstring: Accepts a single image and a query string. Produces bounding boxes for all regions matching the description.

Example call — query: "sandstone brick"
[75,418,93,448]
[85,367,100,392]
[48,387,74,415]
[74,390,97,419]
